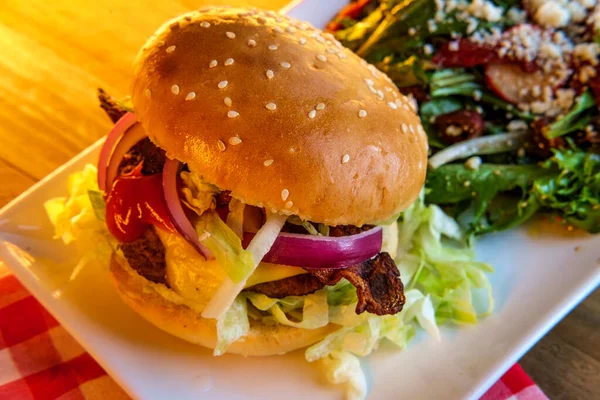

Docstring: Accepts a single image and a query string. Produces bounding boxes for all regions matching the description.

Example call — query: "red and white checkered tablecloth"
[0,268,548,400]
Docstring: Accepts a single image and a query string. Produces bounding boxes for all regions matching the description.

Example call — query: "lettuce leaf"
[195,211,255,284]
[44,164,115,279]
[215,297,250,356]
[180,170,219,216]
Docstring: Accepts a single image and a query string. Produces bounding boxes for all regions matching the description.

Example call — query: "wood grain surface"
[0,1,597,398]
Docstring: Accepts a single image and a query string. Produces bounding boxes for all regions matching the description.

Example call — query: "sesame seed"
[285,201,293,209]
[337,52,347,60]
[265,102,277,110]
[385,87,393,92]
[286,26,295,33]
[299,37,307,45]
[248,39,256,47]
[229,136,242,145]
[226,32,236,39]
[280,61,291,68]
[227,111,239,119]
[257,16,267,23]
[264,159,274,167]
[218,80,228,89]
[387,102,398,110]
[417,125,425,134]
[274,26,284,33]
[364,78,374,86]
[266,69,274,79]
[224,97,232,107]
[217,140,226,152]
[409,125,415,133]
[326,48,337,54]
[316,54,327,62]
[401,124,408,133]
[209,60,217,68]
[342,154,350,164]
[200,21,210,28]
[224,58,234,66]
[377,90,384,100]
[166,45,176,53]
[185,92,196,101]
[171,85,180,95]
[308,110,317,119]
[281,189,289,201]
[315,36,326,43]
[316,103,325,110]
[268,44,278,51]
[358,109,367,118]
[144,89,151,98]
[368,86,377,95]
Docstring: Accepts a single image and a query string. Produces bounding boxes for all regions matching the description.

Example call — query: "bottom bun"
[109,254,339,356]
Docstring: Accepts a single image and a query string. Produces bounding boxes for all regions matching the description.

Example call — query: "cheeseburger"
[95,6,427,358]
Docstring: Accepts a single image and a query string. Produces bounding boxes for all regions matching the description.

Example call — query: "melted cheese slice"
[155,229,307,309]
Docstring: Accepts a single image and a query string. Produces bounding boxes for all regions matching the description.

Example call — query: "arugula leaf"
[534,149,600,232]
[545,91,597,139]
[427,164,549,231]
[426,149,600,234]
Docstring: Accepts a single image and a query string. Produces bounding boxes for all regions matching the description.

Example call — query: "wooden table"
[0,1,598,398]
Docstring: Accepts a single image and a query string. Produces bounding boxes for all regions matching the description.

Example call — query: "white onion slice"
[202,211,287,319]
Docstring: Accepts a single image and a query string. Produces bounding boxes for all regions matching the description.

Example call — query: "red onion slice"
[104,123,147,192]
[244,226,383,269]
[162,159,213,259]
[97,112,137,192]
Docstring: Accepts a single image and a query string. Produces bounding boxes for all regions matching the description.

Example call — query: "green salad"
[329,0,600,235]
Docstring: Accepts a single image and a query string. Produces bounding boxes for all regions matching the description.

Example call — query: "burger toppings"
[95,102,405,320]
[105,167,176,242]
[309,252,405,315]
[245,252,404,316]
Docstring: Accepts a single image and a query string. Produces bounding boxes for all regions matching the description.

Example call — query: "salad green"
[329,0,600,235]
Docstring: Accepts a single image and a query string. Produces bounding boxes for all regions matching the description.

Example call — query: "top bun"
[131,7,428,226]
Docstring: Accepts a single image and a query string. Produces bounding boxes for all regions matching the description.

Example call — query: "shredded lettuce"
[226,198,245,239]
[44,164,115,279]
[46,166,493,400]
[246,289,329,329]
[215,297,250,356]
[180,170,219,216]
[195,211,254,284]
[231,192,492,399]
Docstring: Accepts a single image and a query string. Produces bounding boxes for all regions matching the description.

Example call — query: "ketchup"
[105,166,176,242]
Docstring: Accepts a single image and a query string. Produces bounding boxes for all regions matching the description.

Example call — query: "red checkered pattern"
[0,270,547,400]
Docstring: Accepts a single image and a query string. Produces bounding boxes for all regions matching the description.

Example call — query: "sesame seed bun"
[131,7,428,226]
[110,253,339,356]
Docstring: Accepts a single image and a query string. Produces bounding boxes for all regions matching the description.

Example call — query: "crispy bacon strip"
[310,252,405,316]
[245,252,405,316]
[98,88,127,123]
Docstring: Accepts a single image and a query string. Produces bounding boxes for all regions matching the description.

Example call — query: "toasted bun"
[109,254,338,356]
[131,7,428,226]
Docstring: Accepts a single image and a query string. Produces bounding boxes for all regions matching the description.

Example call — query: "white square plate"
[1,1,599,399]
